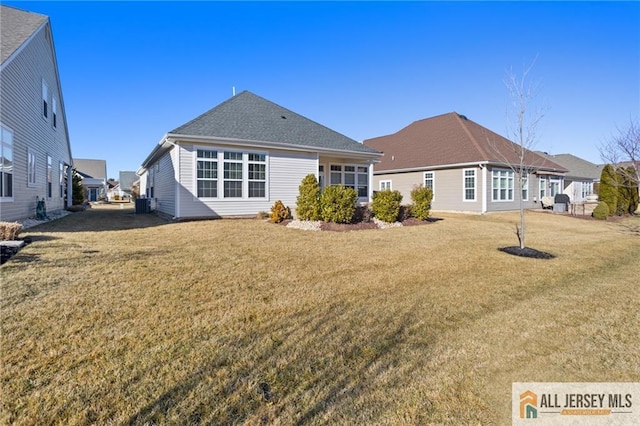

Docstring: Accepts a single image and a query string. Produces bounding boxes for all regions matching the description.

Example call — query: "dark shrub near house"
[372,190,403,223]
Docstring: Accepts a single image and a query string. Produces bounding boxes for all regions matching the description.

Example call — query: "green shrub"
[0,222,22,240]
[269,200,291,223]
[256,211,270,220]
[621,166,639,214]
[410,185,433,220]
[320,185,357,223]
[592,201,609,220]
[599,164,618,216]
[371,190,403,223]
[296,174,322,220]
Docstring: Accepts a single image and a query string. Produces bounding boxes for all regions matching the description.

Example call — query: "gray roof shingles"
[1,5,48,64]
[170,91,379,155]
[536,152,602,180]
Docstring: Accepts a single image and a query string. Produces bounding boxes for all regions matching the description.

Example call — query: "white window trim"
[463,168,476,202]
[46,155,53,198]
[492,169,514,202]
[194,146,269,201]
[424,171,435,200]
[52,97,58,129]
[521,175,529,202]
[539,177,547,199]
[0,124,14,201]
[27,149,37,187]
[329,163,369,199]
[379,180,392,191]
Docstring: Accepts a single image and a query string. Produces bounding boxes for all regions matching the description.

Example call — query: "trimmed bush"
[592,201,609,220]
[296,174,322,220]
[398,205,413,222]
[0,222,22,241]
[269,200,291,223]
[622,166,639,214]
[352,205,373,223]
[410,185,433,220]
[320,185,358,223]
[599,164,618,216]
[371,189,403,223]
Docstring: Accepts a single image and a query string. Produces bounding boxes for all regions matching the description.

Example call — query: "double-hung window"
[223,152,243,198]
[248,153,266,198]
[424,172,434,196]
[463,169,476,201]
[380,180,391,191]
[0,125,13,198]
[28,150,36,187]
[492,169,513,201]
[47,155,53,198]
[52,98,58,129]
[581,181,593,200]
[330,165,342,185]
[197,149,218,198]
[521,175,529,201]
[539,178,547,198]
[59,162,64,198]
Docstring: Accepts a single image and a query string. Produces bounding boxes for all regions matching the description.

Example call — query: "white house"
[0,5,73,221]
[137,91,382,220]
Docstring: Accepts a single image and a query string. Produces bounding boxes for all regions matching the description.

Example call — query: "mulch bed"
[498,246,556,259]
[277,217,439,232]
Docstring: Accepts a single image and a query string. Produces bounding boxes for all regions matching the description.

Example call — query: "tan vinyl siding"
[0,23,72,221]
[485,168,540,212]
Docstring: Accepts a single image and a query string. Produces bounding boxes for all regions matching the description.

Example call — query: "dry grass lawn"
[1,204,639,425]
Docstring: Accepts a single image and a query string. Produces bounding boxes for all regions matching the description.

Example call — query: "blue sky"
[7,1,640,179]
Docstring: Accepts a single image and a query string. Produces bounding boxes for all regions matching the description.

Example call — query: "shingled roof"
[364,112,566,172]
[169,91,379,155]
[536,152,602,180]
[0,5,48,64]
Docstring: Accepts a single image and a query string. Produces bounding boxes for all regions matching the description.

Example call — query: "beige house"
[364,112,567,214]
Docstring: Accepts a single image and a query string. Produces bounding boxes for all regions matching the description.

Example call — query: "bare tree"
[600,117,640,194]
[488,58,546,249]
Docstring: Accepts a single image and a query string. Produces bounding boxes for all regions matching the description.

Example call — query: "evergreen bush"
[295,174,322,220]
[592,201,609,220]
[320,185,357,223]
[371,190,403,223]
[598,164,618,216]
[269,200,291,223]
[615,167,630,215]
[410,185,433,220]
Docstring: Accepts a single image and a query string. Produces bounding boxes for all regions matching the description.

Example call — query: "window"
[424,172,434,197]
[0,125,13,198]
[59,162,64,198]
[248,153,266,198]
[549,178,561,197]
[42,80,48,119]
[28,150,36,186]
[380,180,391,190]
[539,177,547,198]
[464,169,476,201]
[581,181,593,199]
[47,155,52,197]
[223,151,243,198]
[521,175,529,201]
[492,169,513,201]
[318,165,325,189]
[330,165,342,185]
[197,149,218,198]
[52,98,57,128]
[329,164,369,197]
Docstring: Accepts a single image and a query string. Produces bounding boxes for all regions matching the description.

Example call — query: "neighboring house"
[363,112,567,214]
[107,171,136,200]
[0,5,73,221]
[137,91,382,220]
[73,158,107,202]
[536,152,602,203]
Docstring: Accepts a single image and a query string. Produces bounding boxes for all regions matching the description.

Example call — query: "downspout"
[480,163,487,214]
[164,137,179,220]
